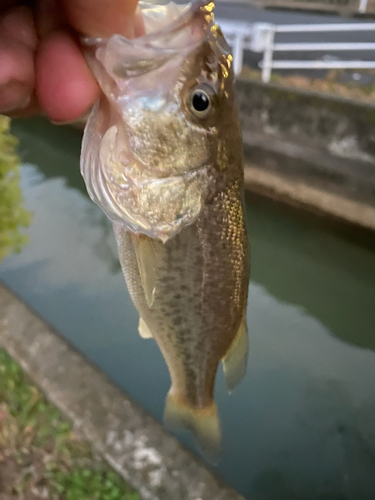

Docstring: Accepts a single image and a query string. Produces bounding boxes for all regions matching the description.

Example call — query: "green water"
[2,117,375,499]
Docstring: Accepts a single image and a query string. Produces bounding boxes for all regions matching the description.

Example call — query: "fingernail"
[0,81,31,114]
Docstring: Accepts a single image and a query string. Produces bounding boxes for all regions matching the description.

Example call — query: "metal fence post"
[358,0,368,13]
[233,34,244,76]
[262,27,276,83]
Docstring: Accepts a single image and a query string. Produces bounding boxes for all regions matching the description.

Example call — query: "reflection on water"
[1,117,375,499]
[248,197,375,352]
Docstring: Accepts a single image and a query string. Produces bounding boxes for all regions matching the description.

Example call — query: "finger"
[0,38,34,113]
[5,94,40,118]
[0,1,19,14]
[62,0,140,38]
[36,0,64,38]
[0,81,31,114]
[134,6,145,38]
[0,6,37,50]
[36,31,99,122]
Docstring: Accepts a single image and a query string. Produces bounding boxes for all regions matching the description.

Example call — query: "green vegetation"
[0,348,139,500]
[0,115,30,262]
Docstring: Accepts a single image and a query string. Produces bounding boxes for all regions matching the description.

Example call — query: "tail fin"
[164,392,221,464]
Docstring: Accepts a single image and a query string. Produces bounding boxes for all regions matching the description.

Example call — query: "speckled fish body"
[80,0,250,461]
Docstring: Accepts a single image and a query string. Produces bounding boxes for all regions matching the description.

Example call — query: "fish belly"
[113,195,249,461]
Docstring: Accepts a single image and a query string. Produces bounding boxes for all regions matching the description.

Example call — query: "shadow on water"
[2,117,375,499]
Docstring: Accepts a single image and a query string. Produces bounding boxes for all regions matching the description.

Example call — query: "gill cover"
[80,1,231,242]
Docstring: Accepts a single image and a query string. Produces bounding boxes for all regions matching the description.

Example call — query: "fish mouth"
[80,1,221,118]
[82,1,215,49]
[81,1,218,88]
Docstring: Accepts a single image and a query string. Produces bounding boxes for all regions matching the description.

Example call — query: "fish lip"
[81,0,214,49]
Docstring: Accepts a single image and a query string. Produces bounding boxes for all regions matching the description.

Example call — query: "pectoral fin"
[222,315,248,393]
[131,234,158,308]
[138,317,153,339]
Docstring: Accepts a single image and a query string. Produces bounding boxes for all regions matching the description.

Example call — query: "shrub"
[0,115,30,261]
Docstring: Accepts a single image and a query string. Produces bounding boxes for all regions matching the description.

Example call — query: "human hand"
[0,0,143,122]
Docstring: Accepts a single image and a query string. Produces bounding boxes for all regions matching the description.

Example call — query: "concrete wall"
[237,78,375,231]
[237,79,375,164]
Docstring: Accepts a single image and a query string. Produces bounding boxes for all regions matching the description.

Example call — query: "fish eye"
[188,87,213,118]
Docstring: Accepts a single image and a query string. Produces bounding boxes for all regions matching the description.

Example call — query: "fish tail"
[164,392,221,464]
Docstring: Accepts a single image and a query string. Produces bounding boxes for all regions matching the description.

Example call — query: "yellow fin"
[222,315,248,394]
[164,393,221,464]
[138,317,153,339]
[131,234,157,308]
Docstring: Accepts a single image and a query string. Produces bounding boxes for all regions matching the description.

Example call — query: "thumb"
[62,0,140,38]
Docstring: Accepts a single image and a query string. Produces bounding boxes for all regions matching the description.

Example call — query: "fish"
[80,0,250,462]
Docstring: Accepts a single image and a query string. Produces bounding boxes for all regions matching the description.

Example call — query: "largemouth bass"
[80,0,250,462]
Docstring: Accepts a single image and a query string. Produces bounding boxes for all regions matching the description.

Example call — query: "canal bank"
[0,284,243,500]
[237,78,375,233]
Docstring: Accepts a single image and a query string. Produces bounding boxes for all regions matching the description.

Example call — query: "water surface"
[1,118,375,499]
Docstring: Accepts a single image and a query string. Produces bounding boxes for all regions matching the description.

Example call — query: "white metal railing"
[217,19,375,83]
[359,0,369,13]
[218,20,256,75]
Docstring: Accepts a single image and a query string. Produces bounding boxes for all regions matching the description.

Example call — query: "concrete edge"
[0,284,245,500]
[245,163,375,233]
[245,132,374,195]
[236,77,375,112]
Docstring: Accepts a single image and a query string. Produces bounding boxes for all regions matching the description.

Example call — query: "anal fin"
[138,317,153,339]
[164,392,221,465]
[222,314,248,393]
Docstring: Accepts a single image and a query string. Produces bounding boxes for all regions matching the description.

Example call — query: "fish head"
[81,1,237,242]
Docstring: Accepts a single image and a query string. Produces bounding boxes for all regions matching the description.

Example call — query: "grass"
[0,348,140,500]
